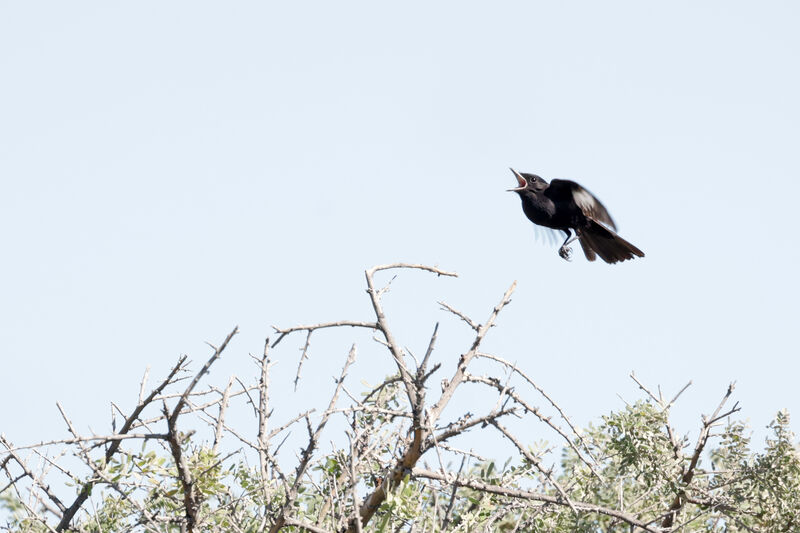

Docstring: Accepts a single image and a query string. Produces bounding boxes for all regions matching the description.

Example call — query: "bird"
[508,168,644,264]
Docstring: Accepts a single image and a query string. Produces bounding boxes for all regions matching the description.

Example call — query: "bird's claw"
[558,246,573,261]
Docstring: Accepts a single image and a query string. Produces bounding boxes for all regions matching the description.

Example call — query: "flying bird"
[508,168,644,264]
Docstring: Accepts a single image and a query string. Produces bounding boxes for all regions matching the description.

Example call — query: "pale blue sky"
[1,2,799,453]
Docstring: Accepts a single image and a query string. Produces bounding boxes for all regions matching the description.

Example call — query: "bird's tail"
[579,219,644,264]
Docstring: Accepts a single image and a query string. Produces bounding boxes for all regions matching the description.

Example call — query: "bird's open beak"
[507,168,527,191]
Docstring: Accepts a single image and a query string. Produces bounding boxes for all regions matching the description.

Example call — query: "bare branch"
[56,354,190,531]
[366,263,457,279]
[269,345,357,533]
[427,281,516,426]
[428,408,518,447]
[284,516,336,533]
[164,401,200,532]
[441,455,466,530]
[271,320,378,348]
[667,380,693,408]
[257,338,272,490]
[412,468,661,533]
[490,420,576,513]
[0,436,66,514]
[365,268,424,414]
[343,277,512,533]
[478,351,600,468]
[294,330,313,390]
[138,366,151,405]
[168,327,239,429]
[2,433,171,454]
[420,323,440,375]
[629,372,661,404]
[347,432,363,533]
[438,301,478,331]
[464,374,603,481]
[212,376,235,456]
[661,382,739,529]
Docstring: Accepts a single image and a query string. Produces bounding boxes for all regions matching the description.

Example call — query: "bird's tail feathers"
[579,237,597,262]
[579,220,644,264]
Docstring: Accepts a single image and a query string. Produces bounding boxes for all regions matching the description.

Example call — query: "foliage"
[2,264,798,532]
[5,402,799,532]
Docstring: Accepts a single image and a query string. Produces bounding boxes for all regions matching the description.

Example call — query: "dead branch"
[271,321,379,348]
[168,327,239,430]
[0,436,66,515]
[478,351,600,468]
[257,338,272,497]
[164,400,200,532]
[343,276,514,533]
[55,353,191,531]
[284,516,336,533]
[437,301,478,331]
[463,374,603,481]
[365,264,455,416]
[661,382,740,529]
[412,468,662,533]
[427,280,516,426]
[212,376,235,455]
[269,345,357,533]
[427,408,518,448]
[489,420,576,513]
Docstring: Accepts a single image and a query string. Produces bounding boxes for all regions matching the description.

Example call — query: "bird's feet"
[558,245,573,261]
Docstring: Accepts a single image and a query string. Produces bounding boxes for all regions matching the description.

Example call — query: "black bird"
[508,168,644,264]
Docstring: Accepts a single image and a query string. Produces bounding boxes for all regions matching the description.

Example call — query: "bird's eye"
[529,176,536,182]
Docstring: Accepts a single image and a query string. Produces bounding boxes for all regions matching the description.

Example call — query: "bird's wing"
[531,224,565,246]
[549,179,617,231]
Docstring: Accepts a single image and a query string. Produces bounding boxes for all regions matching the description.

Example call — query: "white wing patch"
[572,188,596,214]
[570,184,617,231]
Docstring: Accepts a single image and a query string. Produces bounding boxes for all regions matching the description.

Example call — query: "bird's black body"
[508,169,644,264]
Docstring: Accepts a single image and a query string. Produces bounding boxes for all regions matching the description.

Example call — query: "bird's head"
[507,168,548,193]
